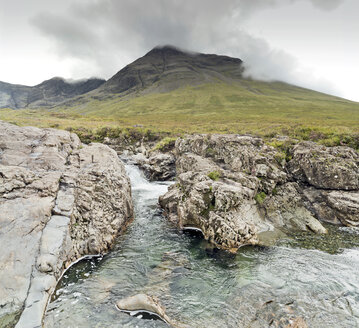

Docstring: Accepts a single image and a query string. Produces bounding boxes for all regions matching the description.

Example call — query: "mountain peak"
[101,46,244,95]
[146,45,190,56]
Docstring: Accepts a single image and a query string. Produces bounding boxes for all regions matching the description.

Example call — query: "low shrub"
[152,137,177,152]
[208,170,221,181]
[254,191,267,204]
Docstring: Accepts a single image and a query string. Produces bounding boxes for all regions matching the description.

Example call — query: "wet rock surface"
[116,292,190,328]
[116,294,176,326]
[0,121,133,328]
[160,135,359,251]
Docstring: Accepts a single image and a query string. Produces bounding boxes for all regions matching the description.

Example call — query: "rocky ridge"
[159,135,359,252]
[0,121,133,327]
[0,77,105,109]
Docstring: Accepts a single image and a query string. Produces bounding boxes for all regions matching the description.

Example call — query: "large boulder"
[160,135,327,252]
[288,141,359,190]
[0,121,133,328]
[287,142,359,227]
[176,135,287,185]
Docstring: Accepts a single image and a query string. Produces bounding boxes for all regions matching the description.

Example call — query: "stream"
[44,163,359,327]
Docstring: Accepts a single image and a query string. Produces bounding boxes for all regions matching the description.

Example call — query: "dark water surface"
[44,164,359,327]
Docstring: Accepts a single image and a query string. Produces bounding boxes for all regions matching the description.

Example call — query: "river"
[44,163,359,327]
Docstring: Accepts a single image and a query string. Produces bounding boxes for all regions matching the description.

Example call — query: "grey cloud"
[310,0,344,10]
[31,0,344,94]
[31,13,100,59]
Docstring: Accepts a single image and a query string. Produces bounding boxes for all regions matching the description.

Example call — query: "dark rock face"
[160,135,359,252]
[0,121,133,327]
[99,45,243,95]
[34,77,106,105]
[0,77,105,109]
[137,152,176,181]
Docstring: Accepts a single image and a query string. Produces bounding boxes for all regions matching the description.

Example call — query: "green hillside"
[1,80,358,148]
[2,79,358,127]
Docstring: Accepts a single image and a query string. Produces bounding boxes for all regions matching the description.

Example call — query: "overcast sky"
[0,0,358,101]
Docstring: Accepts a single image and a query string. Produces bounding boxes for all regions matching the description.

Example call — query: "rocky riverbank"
[158,134,359,252]
[0,121,133,328]
[1,122,358,327]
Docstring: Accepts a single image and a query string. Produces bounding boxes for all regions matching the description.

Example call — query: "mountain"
[0,77,105,109]
[0,81,32,109]
[98,45,244,96]
[0,45,358,140]
[1,45,355,110]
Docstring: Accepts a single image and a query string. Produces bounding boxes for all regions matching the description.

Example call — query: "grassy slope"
[1,80,358,145]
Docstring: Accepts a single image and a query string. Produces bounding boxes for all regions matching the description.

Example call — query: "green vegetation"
[268,139,295,162]
[65,125,171,144]
[254,192,267,204]
[0,81,358,148]
[208,170,221,181]
[205,147,216,157]
[152,137,177,152]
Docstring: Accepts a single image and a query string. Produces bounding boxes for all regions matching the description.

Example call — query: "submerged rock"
[0,121,133,327]
[116,294,180,327]
[159,134,359,252]
[115,253,191,327]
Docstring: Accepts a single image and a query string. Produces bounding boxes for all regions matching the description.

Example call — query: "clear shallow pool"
[44,164,359,327]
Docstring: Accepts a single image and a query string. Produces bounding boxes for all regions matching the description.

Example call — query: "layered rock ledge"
[159,135,359,252]
[0,121,133,328]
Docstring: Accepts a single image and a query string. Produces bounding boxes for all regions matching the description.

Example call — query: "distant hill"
[98,45,244,95]
[0,77,105,109]
[0,81,32,109]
